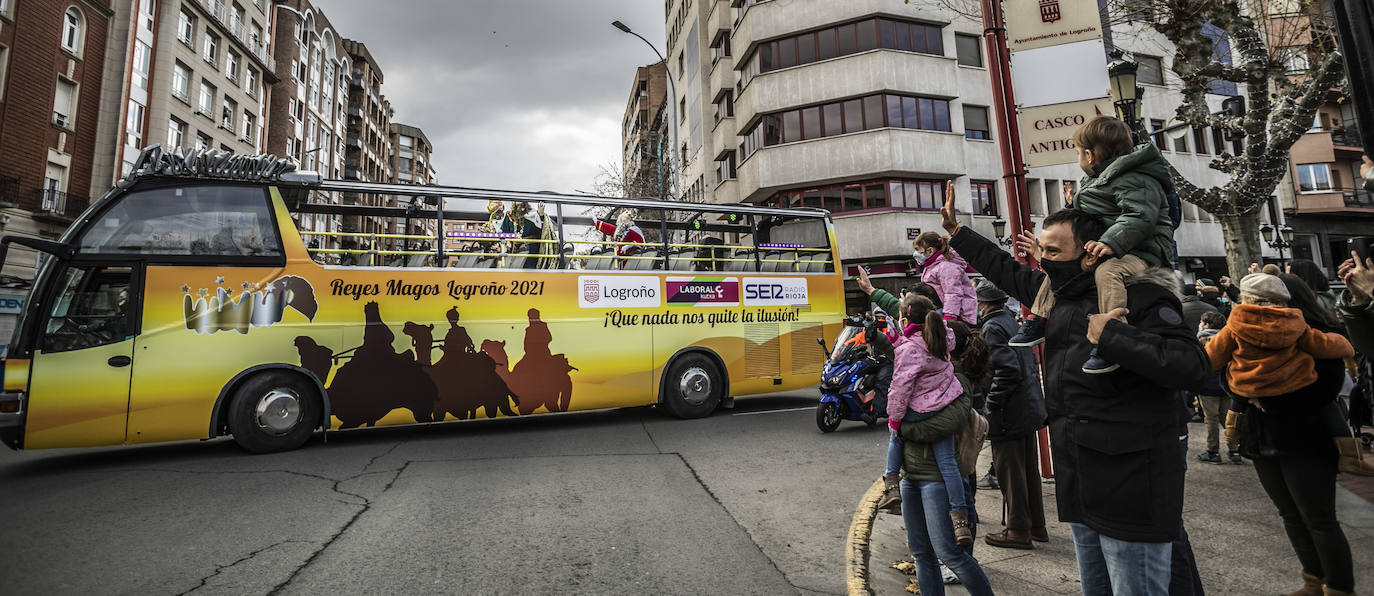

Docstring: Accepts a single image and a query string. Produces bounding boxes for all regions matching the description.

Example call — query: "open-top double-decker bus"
[0,148,844,453]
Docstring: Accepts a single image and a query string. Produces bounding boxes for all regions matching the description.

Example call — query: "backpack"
[1165,187,1183,229]
[955,406,989,476]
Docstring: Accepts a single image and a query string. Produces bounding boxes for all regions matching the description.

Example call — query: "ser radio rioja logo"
[578,276,661,308]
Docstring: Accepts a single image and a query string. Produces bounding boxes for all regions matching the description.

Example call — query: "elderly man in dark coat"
[975,280,1050,549]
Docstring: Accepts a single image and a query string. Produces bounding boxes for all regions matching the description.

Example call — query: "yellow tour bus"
[0,147,844,453]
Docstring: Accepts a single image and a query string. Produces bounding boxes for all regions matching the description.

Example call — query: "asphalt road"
[0,390,885,595]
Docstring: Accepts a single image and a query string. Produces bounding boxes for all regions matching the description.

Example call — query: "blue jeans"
[885,412,968,511]
[900,478,994,596]
[1070,523,1171,596]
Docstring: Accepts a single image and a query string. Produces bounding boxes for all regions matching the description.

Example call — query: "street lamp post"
[991,218,1015,248]
[1107,54,1143,140]
[1259,223,1296,266]
[613,20,680,201]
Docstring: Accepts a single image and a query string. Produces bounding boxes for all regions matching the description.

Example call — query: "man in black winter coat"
[1180,283,1220,333]
[940,198,1209,595]
[975,280,1050,550]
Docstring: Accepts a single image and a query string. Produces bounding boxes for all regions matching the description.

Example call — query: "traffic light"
[1222,96,1246,141]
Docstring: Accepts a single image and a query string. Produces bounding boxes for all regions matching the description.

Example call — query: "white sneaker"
[940,562,961,585]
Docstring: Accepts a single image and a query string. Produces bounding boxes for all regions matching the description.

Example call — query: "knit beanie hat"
[1238,273,1290,304]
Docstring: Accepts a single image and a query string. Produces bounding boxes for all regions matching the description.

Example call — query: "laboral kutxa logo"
[742,277,809,306]
[578,275,661,308]
[666,277,739,307]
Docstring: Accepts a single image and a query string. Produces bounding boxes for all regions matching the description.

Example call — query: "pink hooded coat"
[887,325,963,430]
[920,250,978,325]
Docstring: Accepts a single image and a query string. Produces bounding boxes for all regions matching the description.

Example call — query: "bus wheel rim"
[255,389,302,436]
[678,367,712,406]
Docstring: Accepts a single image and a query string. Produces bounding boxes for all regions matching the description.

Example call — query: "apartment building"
[340,38,393,241]
[619,60,671,200]
[389,122,436,242]
[1261,0,1373,272]
[665,0,1259,306]
[389,122,433,185]
[0,0,111,236]
[0,0,111,340]
[264,0,349,253]
[91,0,277,196]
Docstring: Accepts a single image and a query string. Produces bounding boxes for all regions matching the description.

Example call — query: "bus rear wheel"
[228,372,321,454]
[661,353,724,419]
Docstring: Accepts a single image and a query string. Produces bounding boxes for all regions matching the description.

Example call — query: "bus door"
[24,263,141,448]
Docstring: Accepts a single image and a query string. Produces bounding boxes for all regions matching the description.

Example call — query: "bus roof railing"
[114,146,830,221]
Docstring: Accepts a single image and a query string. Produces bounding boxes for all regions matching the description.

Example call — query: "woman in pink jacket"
[883,294,975,546]
[915,232,978,325]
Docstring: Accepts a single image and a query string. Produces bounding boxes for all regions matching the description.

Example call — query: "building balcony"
[709,58,735,103]
[712,116,737,159]
[192,0,274,73]
[730,0,949,71]
[707,0,732,46]
[1293,188,1374,214]
[735,127,966,203]
[1332,126,1363,152]
[32,190,89,224]
[735,49,959,127]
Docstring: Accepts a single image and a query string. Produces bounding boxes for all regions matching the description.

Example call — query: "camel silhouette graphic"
[291,303,573,427]
[481,309,577,415]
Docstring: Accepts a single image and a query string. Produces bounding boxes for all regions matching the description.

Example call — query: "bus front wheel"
[228,372,321,454]
[661,353,724,419]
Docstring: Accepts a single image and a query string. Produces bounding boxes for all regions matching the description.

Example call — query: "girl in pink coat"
[914,232,978,325]
[884,294,974,545]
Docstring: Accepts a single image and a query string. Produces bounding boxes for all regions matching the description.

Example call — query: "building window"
[178,9,195,46]
[125,101,146,148]
[1137,55,1164,85]
[225,51,240,83]
[221,97,237,130]
[744,18,944,85]
[139,0,154,31]
[245,68,258,97]
[198,81,215,116]
[196,132,211,150]
[1192,126,1210,155]
[955,34,982,67]
[203,32,219,66]
[171,61,191,102]
[1278,46,1309,73]
[1295,164,1333,193]
[167,118,186,148]
[0,46,9,102]
[1172,128,1189,153]
[0,0,12,18]
[61,8,82,54]
[52,78,77,129]
[132,41,151,89]
[740,92,952,158]
[773,178,945,212]
[1150,119,1166,150]
[971,181,998,216]
[963,105,991,140]
[715,151,737,183]
[242,111,255,143]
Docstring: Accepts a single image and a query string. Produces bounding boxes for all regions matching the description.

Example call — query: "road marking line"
[733,406,815,416]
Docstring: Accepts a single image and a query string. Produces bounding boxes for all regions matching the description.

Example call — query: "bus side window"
[42,266,134,353]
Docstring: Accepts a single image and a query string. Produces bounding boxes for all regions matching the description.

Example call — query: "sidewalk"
[865,428,1374,595]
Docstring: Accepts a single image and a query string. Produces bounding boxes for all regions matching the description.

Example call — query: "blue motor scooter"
[815,313,889,433]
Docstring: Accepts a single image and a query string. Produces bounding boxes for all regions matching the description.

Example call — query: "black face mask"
[1041,255,1089,290]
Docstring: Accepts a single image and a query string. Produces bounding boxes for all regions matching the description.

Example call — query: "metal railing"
[34,189,89,219]
[1344,188,1374,208]
[1332,126,1363,148]
[195,0,272,68]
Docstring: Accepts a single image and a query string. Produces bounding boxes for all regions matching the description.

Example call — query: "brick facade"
[0,0,111,216]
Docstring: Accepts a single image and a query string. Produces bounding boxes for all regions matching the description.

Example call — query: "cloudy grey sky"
[321,0,664,194]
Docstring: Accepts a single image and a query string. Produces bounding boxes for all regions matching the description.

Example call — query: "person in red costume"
[593,210,645,268]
